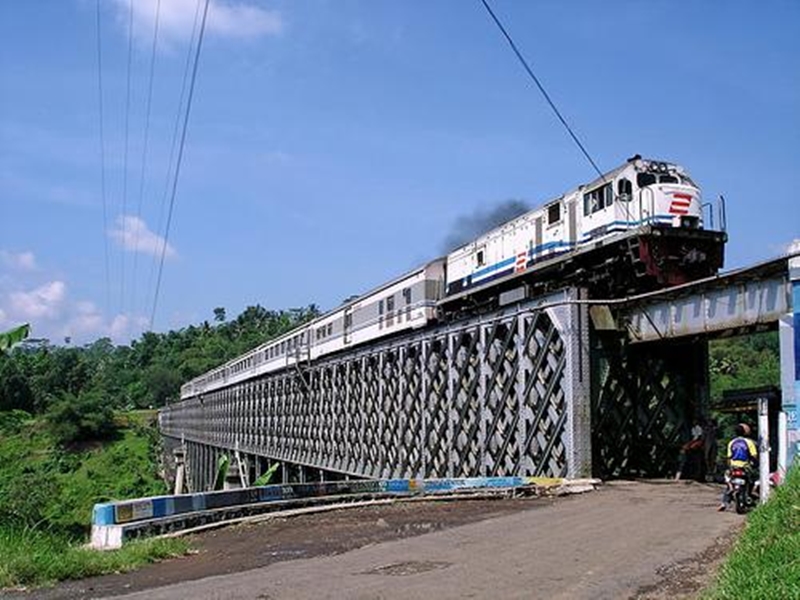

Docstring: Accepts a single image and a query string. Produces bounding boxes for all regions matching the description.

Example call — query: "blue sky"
[0,0,798,345]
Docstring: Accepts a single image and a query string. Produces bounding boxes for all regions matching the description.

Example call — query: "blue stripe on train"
[462,216,677,293]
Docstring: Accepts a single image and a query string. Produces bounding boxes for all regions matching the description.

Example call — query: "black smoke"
[440,199,530,253]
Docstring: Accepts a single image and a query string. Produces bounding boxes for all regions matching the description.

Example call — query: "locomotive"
[180,155,726,400]
[444,154,726,308]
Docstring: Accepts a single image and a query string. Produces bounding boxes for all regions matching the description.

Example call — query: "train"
[180,155,726,400]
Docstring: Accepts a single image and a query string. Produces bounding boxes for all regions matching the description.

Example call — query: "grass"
[704,466,800,599]
[0,526,189,589]
[0,412,191,590]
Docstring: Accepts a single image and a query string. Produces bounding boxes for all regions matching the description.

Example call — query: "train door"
[343,307,353,345]
[533,217,542,261]
[568,200,577,246]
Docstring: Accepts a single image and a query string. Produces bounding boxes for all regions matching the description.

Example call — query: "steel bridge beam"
[622,275,789,343]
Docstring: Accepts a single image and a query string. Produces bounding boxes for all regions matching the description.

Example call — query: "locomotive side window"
[617,178,632,201]
[476,249,485,266]
[637,172,656,187]
[583,183,612,215]
[547,203,561,225]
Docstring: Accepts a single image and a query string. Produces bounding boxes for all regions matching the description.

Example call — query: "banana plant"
[0,323,30,352]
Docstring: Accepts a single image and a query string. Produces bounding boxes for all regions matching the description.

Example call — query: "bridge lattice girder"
[160,289,592,488]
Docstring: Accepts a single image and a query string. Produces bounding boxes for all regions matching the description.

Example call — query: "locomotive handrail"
[638,187,655,226]
[621,190,636,224]
[701,202,714,230]
[718,194,727,232]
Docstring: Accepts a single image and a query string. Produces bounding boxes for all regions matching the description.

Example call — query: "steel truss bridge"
[159,254,800,492]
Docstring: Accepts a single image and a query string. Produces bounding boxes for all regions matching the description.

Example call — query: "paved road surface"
[104,481,739,600]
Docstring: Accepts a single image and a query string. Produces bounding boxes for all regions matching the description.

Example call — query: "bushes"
[0,416,167,537]
[0,415,185,589]
[44,390,117,446]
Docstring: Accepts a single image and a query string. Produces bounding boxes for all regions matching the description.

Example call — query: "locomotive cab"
[443,155,727,307]
[623,157,726,285]
[631,159,704,230]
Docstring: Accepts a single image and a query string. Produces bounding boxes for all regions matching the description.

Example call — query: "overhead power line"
[478,0,605,180]
[120,0,134,315]
[150,0,211,328]
[95,0,111,315]
[146,0,203,328]
[132,0,162,319]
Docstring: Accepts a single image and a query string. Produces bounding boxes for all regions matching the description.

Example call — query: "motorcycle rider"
[718,423,758,511]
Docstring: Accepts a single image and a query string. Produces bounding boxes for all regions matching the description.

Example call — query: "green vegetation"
[254,462,281,486]
[0,413,166,535]
[0,305,319,414]
[705,467,800,599]
[0,305,318,588]
[0,322,29,351]
[703,331,796,599]
[0,412,190,588]
[709,331,780,400]
[0,528,188,590]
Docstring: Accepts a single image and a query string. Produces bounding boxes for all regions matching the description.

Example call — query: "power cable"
[95,0,111,315]
[150,0,211,328]
[478,0,605,180]
[120,0,135,315]
[132,0,162,320]
[146,0,203,328]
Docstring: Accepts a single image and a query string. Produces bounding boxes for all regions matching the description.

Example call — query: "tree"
[144,364,183,406]
[45,390,117,446]
[213,307,226,322]
[0,355,34,412]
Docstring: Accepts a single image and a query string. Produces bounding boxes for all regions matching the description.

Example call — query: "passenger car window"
[476,250,485,266]
[547,203,561,225]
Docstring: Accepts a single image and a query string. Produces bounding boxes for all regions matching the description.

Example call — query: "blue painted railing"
[93,476,541,526]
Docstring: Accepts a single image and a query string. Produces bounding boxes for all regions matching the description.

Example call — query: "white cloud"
[1,250,37,271]
[0,263,149,345]
[8,281,66,320]
[61,307,149,345]
[112,0,283,46]
[109,215,177,259]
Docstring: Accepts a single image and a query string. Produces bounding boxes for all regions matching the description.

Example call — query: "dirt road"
[11,481,741,599]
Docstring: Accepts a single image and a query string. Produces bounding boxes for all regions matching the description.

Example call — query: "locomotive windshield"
[636,171,694,188]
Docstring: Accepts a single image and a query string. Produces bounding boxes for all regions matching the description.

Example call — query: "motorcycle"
[729,467,756,514]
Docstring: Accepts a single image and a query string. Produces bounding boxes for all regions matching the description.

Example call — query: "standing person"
[718,423,758,511]
[675,420,705,481]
